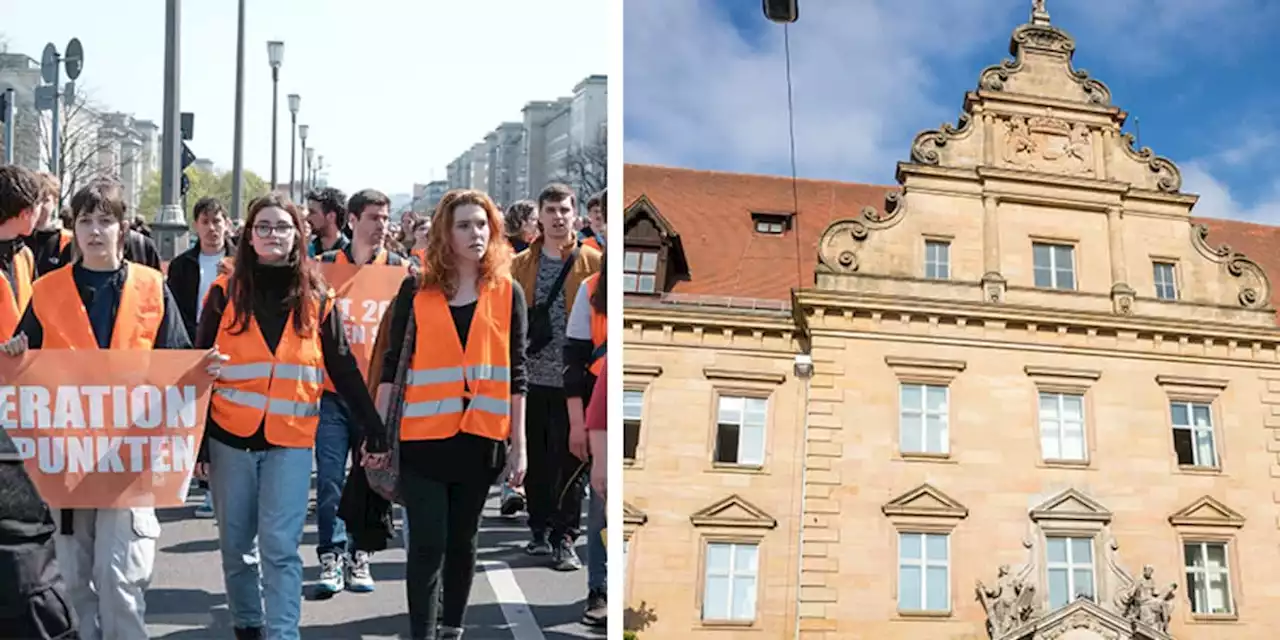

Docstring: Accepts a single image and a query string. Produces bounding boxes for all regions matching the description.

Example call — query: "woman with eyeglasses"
[192,193,386,640]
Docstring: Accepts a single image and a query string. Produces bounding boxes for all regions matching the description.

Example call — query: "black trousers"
[400,464,492,639]
[524,384,587,542]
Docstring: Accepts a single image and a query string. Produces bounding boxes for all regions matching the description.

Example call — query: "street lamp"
[267,40,284,191]
[288,93,300,200]
[299,126,310,191]
[305,146,315,193]
[315,154,325,188]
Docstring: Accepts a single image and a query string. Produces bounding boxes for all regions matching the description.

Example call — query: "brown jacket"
[511,238,602,312]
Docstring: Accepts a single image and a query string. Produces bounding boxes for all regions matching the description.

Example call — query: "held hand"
[0,333,28,357]
[193,462,210,481]
[505,445,527,488]
[204,347,230,378]
[568,415,589,461]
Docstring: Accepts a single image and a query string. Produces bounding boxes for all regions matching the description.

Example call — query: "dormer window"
[751,213,791,235]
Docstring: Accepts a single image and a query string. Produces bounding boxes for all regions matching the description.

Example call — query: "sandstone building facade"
[622,4,1280,639]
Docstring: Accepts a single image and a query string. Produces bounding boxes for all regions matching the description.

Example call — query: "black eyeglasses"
[252,223,296,238]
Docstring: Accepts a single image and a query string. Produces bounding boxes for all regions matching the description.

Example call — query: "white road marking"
[478,560,547,640]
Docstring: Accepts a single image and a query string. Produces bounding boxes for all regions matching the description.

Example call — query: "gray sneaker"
[347,551,374,592]
[525,531,552,556]
[552,539,582,571]
[315,552,345,595]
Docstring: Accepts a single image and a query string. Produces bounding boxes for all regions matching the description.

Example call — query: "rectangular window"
[623,249,659,293]
[898,532,950,612]
[1153,262,1178,300]
[623,390,643,462]
[899,384,948,454]
[1032,242,1076,290]
[1184,542,1233,615]
[702,542,759,621]
[755,220,784,234]
[714,396,767,466]
[1046,536,1095,609]
[751,213,790,235]
[924,240,950,279]
[1171,402,1217,467]
[1039,392,1086,461]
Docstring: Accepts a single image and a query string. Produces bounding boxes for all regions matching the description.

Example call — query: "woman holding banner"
[192,193,385,640]
[366,189,527,640]
[2,178,223,640]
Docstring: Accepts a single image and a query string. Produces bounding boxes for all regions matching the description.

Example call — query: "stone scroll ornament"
[976,564,1039,638]
[815,192,907,274]
[1190,222,1272,309]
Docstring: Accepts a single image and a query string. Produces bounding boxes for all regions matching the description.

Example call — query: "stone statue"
[1033,0,1046,12]
[1117,565,1177,632]
[977,564,1037,637]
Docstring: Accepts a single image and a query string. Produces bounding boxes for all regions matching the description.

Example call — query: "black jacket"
[0,435,76,638]
[165,240,236,342]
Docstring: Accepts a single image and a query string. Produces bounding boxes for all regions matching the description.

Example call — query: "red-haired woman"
[193,193,384,640]
[367,188,527,639]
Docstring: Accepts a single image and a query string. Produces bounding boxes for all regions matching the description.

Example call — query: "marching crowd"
[0,162,609,640]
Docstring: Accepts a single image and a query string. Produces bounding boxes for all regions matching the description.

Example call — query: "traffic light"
[763,0,798,23]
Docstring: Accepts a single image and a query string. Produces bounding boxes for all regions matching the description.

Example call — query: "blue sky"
[624,0,1280,223]
[3,0,606,197]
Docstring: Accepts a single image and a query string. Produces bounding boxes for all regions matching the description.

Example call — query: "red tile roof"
[623,163,894,302]
[624,163,1280,316]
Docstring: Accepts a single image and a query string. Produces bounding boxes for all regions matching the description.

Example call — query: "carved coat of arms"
[1002,112,1094,176]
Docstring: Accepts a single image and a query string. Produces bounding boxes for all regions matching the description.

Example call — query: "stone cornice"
[797,288,1280,344]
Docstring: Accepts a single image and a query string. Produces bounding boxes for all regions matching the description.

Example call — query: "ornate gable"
[1013,597,1171,640]
[881,483,969,519]
[1168,495,1246,528]
[689,494,777,529]
[1029,488,1112,524]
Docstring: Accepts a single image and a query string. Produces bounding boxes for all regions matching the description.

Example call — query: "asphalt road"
[144,484,605,639]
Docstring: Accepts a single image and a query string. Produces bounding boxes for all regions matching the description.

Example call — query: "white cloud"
[623,0,1007,183]
[1182,160,1280,223]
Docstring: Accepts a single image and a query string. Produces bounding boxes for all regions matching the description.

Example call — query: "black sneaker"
[582,589,607,627]
[553,538,582,571]
[234,627,263,640]
[525,531,552,556]
[500,489,526,516]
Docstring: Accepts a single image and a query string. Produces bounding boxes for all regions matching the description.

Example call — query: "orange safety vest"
[584,273,606,377]
[412,247,426,267]
[582,236,601,252]
[30,262,165,349]
[58,229,73,253]
[0,246,35,339]
[401,276,513,442]
[328,249,388,265]
[208,275,333,448]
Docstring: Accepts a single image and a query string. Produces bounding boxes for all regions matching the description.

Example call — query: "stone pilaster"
[797,334,846,639]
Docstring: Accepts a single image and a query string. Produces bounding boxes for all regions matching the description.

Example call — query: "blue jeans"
[315,393,352,558]
[209,439,313,639]
[587,487,606,591]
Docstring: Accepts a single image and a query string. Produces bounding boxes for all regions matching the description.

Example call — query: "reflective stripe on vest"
[29,262,164,349]
[0,246,34,339]
[401,276,513,442]
[209,274,332,448]
[585,273,606,377]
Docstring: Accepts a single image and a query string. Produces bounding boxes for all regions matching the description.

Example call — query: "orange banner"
[0,351,214,509]
[319,263,408,378]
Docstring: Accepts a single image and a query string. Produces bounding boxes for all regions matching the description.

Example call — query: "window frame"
[622,387,645,466]
[896,531,952,614]
[622,248,661,294]
[1044,535,1098,609]
[696,536,764,627]
[885,357,965,462]
[898,383,949,456]
[711,393,769,469]
[1031,241,1078,290]
[1182,540,1235,617]
[1170,400,1219,470]
[1157,375,1228,475]
[924,238,951,280]
[622,364,662,469]
[1025,366,1100,468]
[1038,391,1087,463]
[1153,260,1179,300]
[704,368,785,473]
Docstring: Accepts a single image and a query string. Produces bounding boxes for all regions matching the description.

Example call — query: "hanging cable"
[783,24,803,291]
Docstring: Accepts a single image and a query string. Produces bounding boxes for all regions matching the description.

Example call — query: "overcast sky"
[4,0,607,198]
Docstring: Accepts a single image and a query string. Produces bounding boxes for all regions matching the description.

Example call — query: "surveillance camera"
[794,353,814,379]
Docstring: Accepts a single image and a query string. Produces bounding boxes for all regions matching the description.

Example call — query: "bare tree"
[23,89,141,203]
[551,143,607,200]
